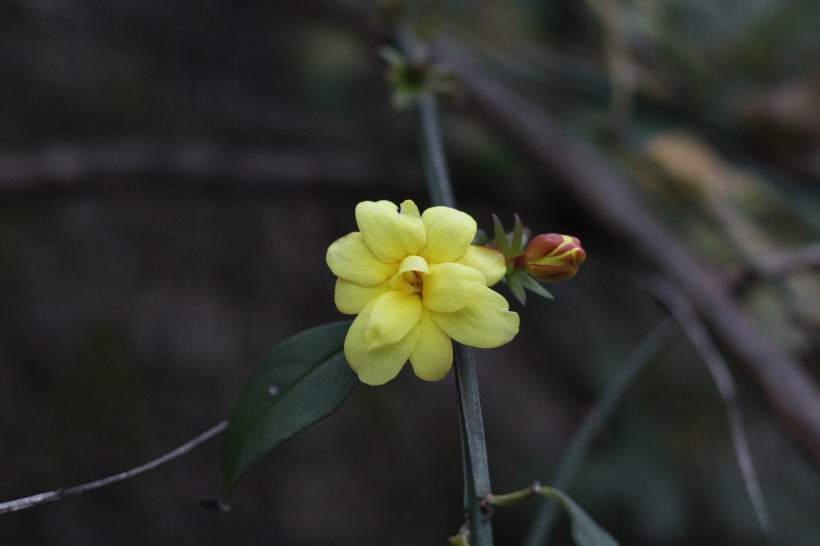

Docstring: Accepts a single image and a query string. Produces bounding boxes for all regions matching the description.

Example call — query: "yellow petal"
[422,262,485,313]
[345,299,420,385]
[431,288,519,348]
[419,206,477,264]
[409,311,453,381]
[334,279,392,314]
[399,199,421,217]
[456,245,507,286]
[365,290,423,350]
[327,232,397,287]
[389,254,430,293]
[356,200,426,263]
[396,254,430,275]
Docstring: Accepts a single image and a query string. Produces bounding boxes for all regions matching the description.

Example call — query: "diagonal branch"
[647,276,771,539]
[0,142,414,196]
[0,421,227,515]
[525,318,679,546]
[443,46,820,467]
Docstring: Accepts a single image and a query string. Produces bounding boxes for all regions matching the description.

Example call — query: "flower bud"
[523,234,586,282]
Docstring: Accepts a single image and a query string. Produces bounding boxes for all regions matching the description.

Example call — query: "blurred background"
[1,0,819,544]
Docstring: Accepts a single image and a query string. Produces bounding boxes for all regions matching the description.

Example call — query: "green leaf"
[539,486,619,546]
[223,321,356,489]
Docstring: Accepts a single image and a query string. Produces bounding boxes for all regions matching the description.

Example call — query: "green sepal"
[518,273,555,300]
[506,273,527,305]
[492,214,509,254]
[511,213,524,253]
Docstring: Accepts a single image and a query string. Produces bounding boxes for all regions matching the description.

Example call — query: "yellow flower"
[326,199,520,385]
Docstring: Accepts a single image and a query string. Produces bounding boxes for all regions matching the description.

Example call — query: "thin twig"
[524,319,680,546]
[647,277,771,540]
[0,420,227,515]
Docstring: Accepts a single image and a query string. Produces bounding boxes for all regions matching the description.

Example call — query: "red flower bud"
[523,234,586,282]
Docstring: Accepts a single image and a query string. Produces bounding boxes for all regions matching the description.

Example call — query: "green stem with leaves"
[418,95,493,545]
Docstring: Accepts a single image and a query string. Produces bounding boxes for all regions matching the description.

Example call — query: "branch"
[443,46,820,467]
[525,318,679,546]
[0,142,414,196]
[760,243,820,277]
[647,277,771,539]
[0,421,227,515]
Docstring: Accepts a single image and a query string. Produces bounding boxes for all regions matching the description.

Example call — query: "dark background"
[2,1,819,544]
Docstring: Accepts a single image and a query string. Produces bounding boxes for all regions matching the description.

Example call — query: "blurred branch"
[760,244,820,276]
[323,0,820,468]
[441,46,820,468]
[0,142,414,196]
[525,318,680,546]
[584,0,637,133]
[647,276,771,540]
[0,420,227,515]
[643,132,819,279]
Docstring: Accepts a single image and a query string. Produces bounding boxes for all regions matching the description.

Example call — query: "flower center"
[402,270,423,293]
[390,255,430,295]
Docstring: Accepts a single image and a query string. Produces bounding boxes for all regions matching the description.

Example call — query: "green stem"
[486,481,542,506]
[454,343,494,544]
[419,97,456,208]
[524,319,679,546]
[418,95,493,545]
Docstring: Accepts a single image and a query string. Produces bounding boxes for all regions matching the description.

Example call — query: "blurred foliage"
[1,0,819,544]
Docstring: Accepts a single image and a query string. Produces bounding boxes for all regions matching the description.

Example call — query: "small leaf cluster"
[379,46,461,109]
[486,214,554,305]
